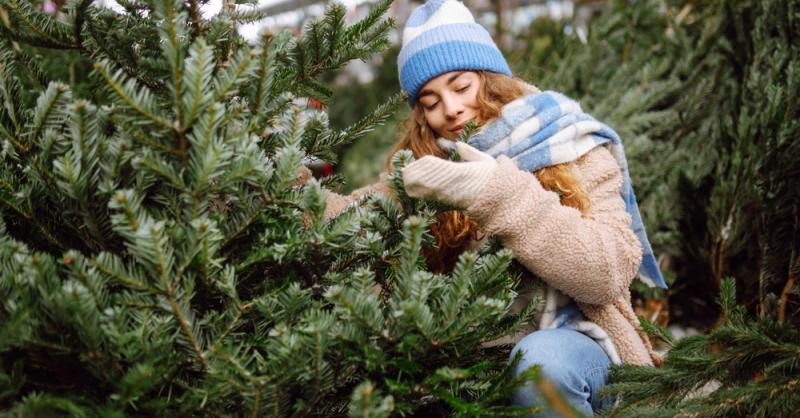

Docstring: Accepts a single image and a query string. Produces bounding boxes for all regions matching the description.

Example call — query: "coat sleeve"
[323,173,392,221]
[465,146,642,305]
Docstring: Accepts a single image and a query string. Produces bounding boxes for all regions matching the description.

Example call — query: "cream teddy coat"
[322,146,660,366]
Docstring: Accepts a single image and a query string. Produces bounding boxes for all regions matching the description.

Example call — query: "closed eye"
[424,101,439,110]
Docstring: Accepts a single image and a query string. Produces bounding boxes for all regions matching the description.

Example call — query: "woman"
[324,0,666,416]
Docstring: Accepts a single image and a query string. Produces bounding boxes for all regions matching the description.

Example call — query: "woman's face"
[417,71,481,140]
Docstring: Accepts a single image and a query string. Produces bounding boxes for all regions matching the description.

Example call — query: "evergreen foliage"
[328,45,406,193]
[0,0,540,415]
[604,278,800,417]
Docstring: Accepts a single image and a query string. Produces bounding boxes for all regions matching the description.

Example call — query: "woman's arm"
[323,174,392,221]
[465,146,642,305]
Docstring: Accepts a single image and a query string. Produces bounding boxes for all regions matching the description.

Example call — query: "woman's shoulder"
[569,146,623,189]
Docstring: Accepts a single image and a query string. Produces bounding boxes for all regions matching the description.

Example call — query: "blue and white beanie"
[398,0,512,107]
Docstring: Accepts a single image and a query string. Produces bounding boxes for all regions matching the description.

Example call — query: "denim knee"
[510,329,595,389]
[509,328,612,417]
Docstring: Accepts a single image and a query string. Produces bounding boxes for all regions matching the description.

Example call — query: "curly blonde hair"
[388,71,590,273]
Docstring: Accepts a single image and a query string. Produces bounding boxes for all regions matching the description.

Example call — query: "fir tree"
[0,0,543,415]
[604,278,800,417]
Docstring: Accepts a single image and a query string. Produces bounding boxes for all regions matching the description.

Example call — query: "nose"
[442,94,464,119]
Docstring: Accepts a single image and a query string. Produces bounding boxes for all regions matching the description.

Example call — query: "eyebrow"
[417,71,466,98]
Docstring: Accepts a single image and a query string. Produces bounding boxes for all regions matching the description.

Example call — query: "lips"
[449,124,465,133]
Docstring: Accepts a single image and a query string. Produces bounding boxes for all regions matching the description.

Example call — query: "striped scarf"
[468,90,667,289]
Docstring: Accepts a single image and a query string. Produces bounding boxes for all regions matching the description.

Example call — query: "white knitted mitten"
[402,142,497,209]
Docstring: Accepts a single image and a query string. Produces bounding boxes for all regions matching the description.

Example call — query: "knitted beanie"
[397,0,512,107]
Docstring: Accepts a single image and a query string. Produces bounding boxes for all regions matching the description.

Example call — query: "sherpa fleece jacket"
[322,146,659,366]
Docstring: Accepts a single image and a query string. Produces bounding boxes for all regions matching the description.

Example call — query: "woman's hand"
[401,142,497,209]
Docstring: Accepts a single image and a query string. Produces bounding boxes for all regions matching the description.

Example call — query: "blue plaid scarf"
[468,91,667,289]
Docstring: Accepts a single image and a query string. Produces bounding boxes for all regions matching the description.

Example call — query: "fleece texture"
[467,90,667,290]
[323,147,659,366]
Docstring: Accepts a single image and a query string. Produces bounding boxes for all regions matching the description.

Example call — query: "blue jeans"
[510,328,613,417]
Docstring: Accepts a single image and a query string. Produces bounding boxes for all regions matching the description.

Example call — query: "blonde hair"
[388,71,590,273]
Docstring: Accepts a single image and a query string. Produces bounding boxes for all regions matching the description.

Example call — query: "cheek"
[424,110,443,128]
[466,91,480,109]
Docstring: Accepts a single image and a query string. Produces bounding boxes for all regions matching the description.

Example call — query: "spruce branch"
[175,217,224,287]
[212,133,270,191]
[220,194,270,248]
[53,151,106,251]
[131,150,189,193]
[181,37,215,127]
[0,195,66,249]
[287,0,393,86]
[68,0,92,48]
[108,114,174,154]
[0,120,23,154]
[220,3,272,24]
[267,108,306,195]
[208,301,255,355]
[250,31,276,117]
[306,91,405,161]
[61,250,109,313]
[322,2,345,68]
[186,102,229,212]
[438,251,477,336]
[395,216,426,289]
[90,252,157,293]
[341,0,392,46]
[1,36,48,94]
[386,149,416,213]
[93,61,174,130]
[54,101,110,250]
[637,315,675,348]
[0,56,25,138]
[158,265,208,371]
[213,46,256,103]
[27,82,71,149]
[83,15,168,91]
[347,381,394,418]
[0,23,78,50]
[307,20,325,65]
[326,274,389,342]
[2,0,78,49]
[156,0,190,152]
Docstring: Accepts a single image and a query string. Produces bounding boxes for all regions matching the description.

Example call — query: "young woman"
[324,1,666,416]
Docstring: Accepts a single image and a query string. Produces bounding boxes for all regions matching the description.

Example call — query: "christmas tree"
[605,278,800,417]
[0,0,543,415]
